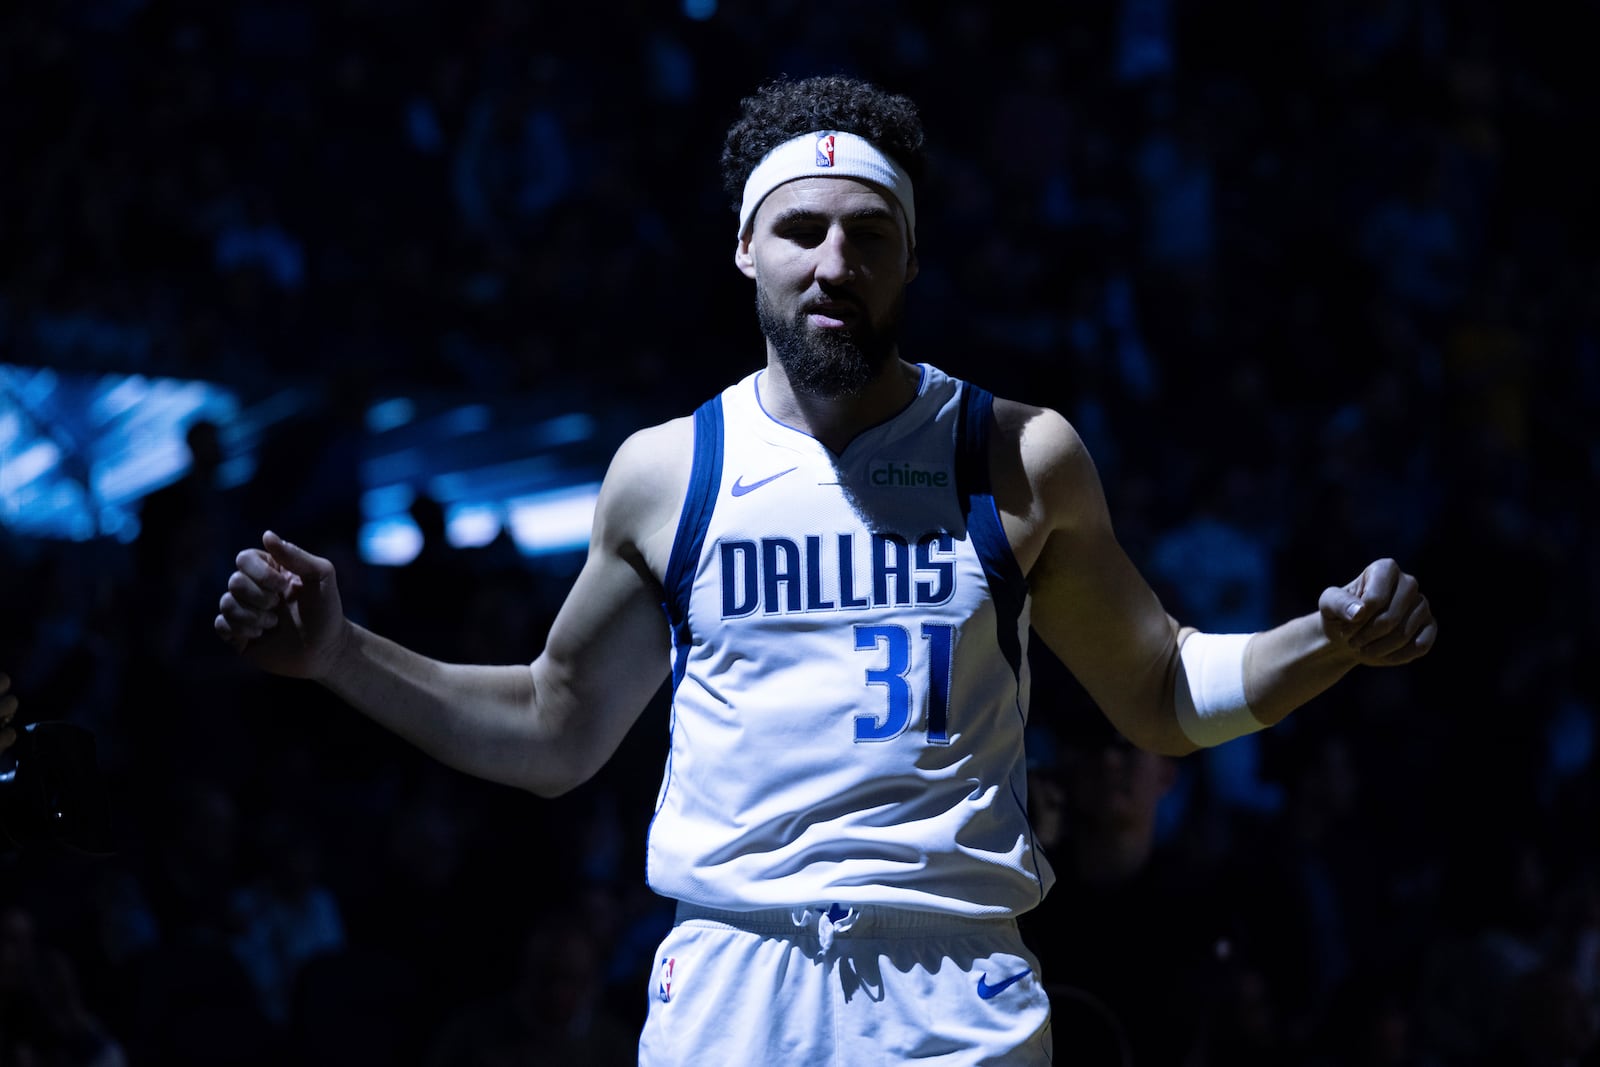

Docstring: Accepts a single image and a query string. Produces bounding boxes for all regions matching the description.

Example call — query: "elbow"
[524,774,585,800]
[1118,718,1199,759]
[1141,733,1201,759]
[1105,697,1200,758]
[514,756,592,798]
[514,737,604,799]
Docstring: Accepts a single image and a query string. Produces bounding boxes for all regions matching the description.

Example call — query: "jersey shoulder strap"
[662,394,723,627]
[955,379,994,508]
[955,380,1028,673]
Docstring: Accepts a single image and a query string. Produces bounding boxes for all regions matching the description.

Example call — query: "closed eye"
[846,224,893,244]
[777,224,827,248]
[774,222,896,251]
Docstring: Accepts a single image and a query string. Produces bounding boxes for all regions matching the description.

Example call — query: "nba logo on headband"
[815,134,836,167]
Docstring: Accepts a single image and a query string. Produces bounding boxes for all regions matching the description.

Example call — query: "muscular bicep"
[530,543,671,783]
[525,422,688,788]
[1007,408,1195,754]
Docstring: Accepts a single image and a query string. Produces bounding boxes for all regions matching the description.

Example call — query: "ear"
[904,244,919,285]
[734,237,757,279]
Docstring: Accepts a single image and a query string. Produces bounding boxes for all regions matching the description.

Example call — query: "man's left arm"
[998,401,1436,754]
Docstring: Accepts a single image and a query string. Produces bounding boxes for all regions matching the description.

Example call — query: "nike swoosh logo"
[731,467,798,496]
[976,968,1032,1000]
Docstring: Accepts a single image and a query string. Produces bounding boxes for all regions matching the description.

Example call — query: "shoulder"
[988,397,1096,490]
[608,416,696,483]
[592,415,697,576]
[597,416,695,524]
[984,395,1109,572]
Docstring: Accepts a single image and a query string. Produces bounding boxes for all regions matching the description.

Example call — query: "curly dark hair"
[719,74,927,217]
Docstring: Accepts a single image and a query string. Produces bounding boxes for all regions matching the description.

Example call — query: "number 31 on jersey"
[854,622,953,744]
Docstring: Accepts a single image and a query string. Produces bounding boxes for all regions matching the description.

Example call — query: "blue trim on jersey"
[648,396,723,891]
[956,383,1028,677]
[662,396,724,691]
[958,382,1050,905]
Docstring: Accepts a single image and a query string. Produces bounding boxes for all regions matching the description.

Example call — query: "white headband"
[737,131,916,246]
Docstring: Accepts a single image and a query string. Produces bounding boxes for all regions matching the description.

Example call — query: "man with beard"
[212,75,1437,1064]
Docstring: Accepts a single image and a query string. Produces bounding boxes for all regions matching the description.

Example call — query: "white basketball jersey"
[648,364,1053,917]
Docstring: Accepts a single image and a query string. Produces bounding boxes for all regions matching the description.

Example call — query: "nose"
[813,226,856,286]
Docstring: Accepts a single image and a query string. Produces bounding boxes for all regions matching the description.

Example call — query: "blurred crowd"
[2,0,1597,1064]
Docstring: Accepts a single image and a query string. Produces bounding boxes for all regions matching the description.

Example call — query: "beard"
[756,284,903,399]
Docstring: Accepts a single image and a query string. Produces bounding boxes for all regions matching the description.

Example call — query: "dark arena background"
[2,2,1596,1065]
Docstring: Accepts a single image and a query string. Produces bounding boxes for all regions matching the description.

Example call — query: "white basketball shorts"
[638,902,1054,1065]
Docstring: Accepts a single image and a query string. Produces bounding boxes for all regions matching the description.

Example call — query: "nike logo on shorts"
[976,968,1031,999]
[731,467,798,496]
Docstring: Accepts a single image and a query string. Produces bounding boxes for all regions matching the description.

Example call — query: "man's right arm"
[215,419,692,796]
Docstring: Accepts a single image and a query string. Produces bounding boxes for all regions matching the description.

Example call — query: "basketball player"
[213,75,1437,1063]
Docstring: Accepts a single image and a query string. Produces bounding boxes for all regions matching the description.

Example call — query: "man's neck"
[759,356,920,455]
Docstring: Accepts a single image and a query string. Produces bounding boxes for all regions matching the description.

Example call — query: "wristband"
[1174,632,1265,747]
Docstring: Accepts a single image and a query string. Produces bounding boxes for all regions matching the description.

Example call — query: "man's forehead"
[756,177,903,224]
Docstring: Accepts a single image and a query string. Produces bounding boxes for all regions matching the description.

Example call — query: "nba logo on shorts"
[658,956,676,1002]
[815,134,836,167]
